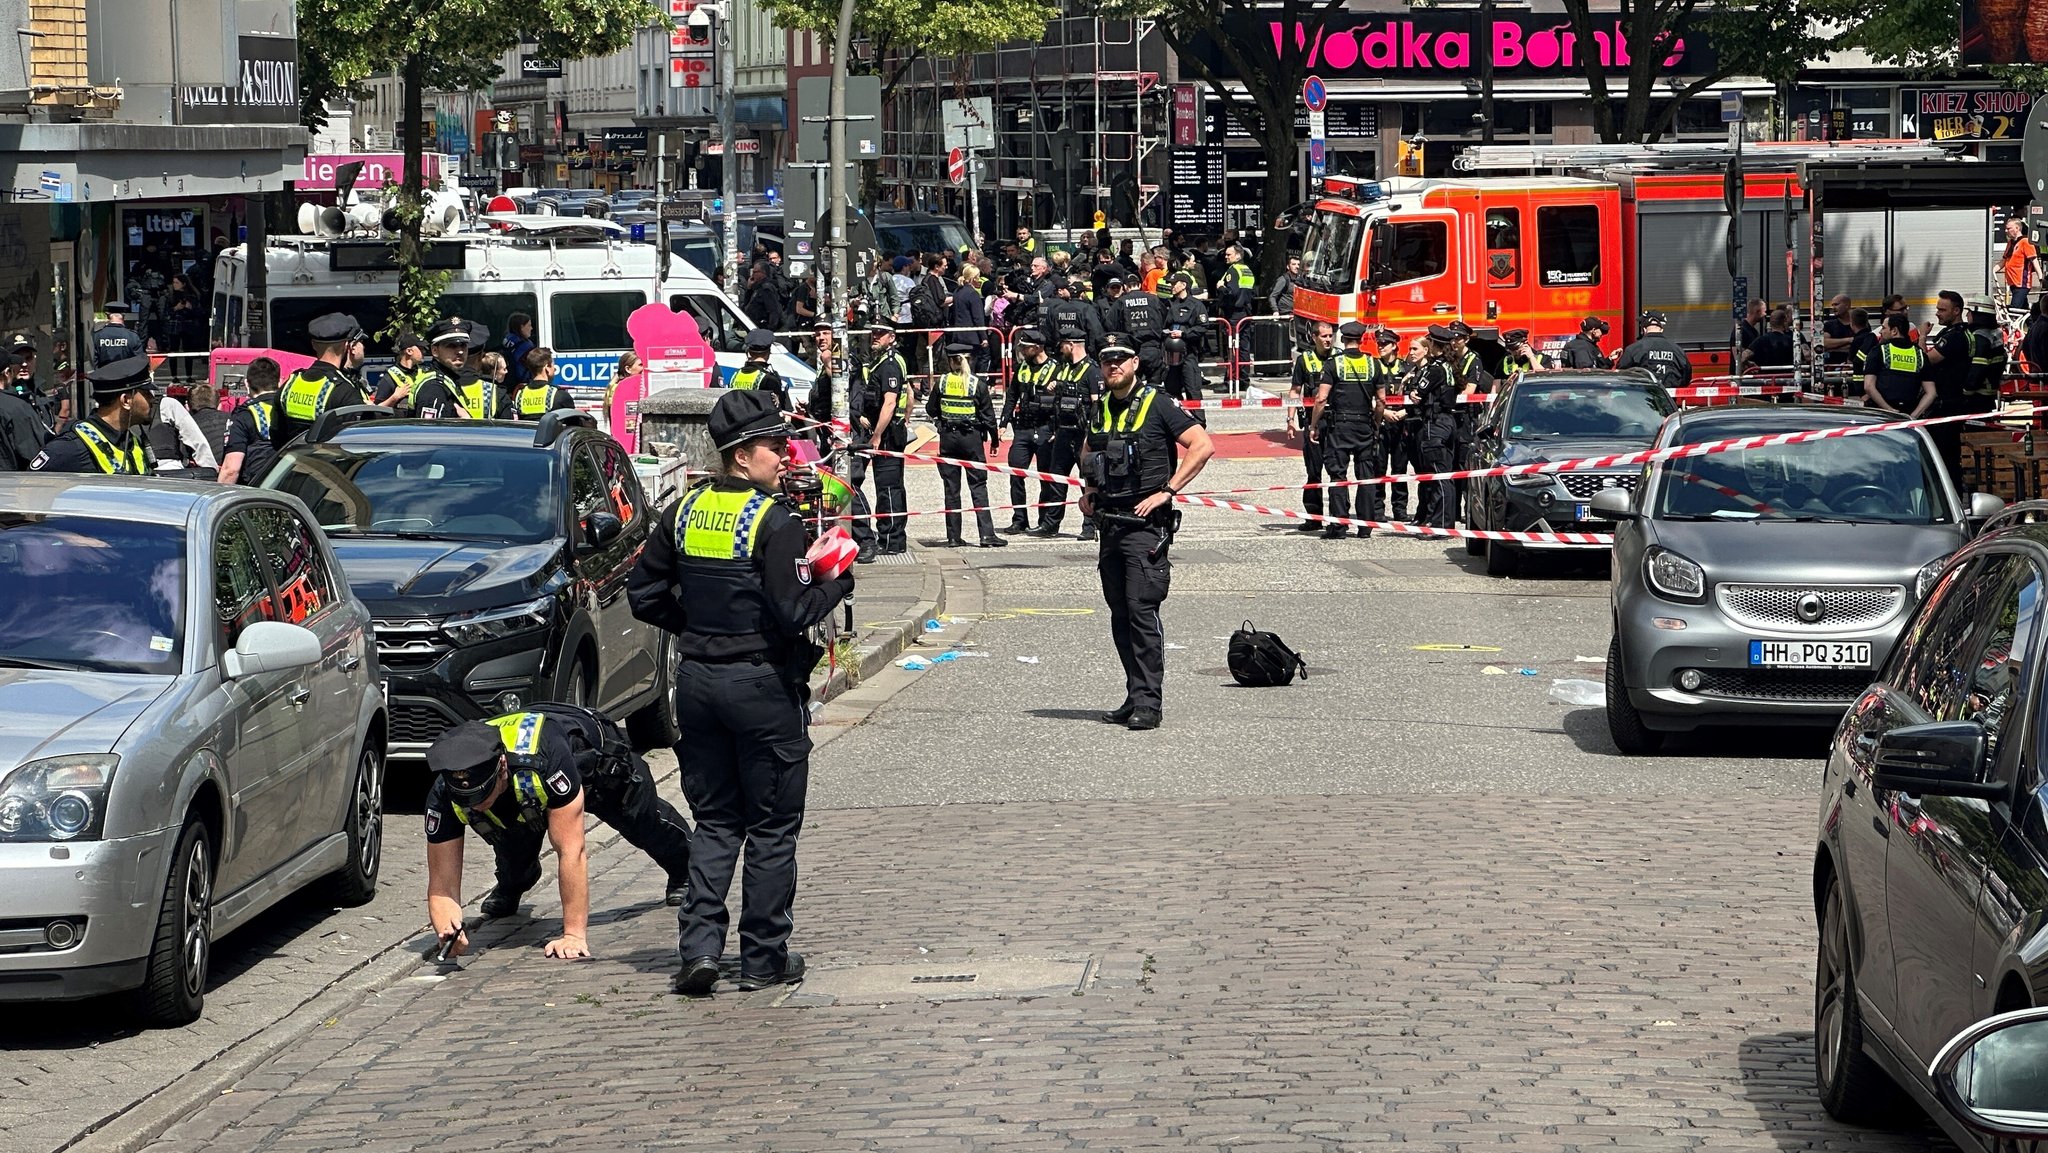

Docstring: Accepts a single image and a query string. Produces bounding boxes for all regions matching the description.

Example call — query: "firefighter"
[729,329,791,411]
[1964,295,2007,417]
[1288,322,1335,532]
[1414,326,1462,529]
[1000,329,1060,534]
[1043,334,1105,540]
[926,343,1009,548]
[1309,322,1383,540]
[273,313,368,445]
[1614,310,1693,391]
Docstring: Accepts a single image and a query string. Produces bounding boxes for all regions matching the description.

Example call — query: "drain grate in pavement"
[909,973,977,984]
[873,552,919,566]
[783,957,1093,1006]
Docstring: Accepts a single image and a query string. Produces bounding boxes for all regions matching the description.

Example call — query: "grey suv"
[0,477,386,1024]
[1597,405,2000,754]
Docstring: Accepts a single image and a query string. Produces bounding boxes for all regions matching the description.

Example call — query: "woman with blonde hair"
[923,343,1007,548]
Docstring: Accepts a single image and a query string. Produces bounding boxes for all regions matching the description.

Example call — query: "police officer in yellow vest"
[406,319,475,420]
[926,342,1010,548]
[511,347,578,420]
[627,390,855,996]
[27,355,156,474]
[1215,244,1257,322]
[272,313,367,445]
[1287,321,1335,532]
[1310,321,1385,539]
[728,328,790,411]
[373,330,432,412]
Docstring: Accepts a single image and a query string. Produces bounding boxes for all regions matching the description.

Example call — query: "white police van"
[208,214,813,404]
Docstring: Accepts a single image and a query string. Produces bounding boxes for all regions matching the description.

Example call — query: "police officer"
[459,320,509,419]
[1288,322,1335,533]
[374,329,432,411]
[1613,310,1693,390]
[1963,295,2007,417]
[1862,312,1935,419]
[1214,244,1257,322]
[927,342,1009,548]
[273,313,368,445]
[1046,277,1105,355]
[511,347,578,420]
[729,329,791,410]
[1447,321,1494,396]
[90,302,146,368]
[1921,290,1974,479]
[1414,325,1462,529]
[28,355,154,474]
[1108,273,1167,387]
[1310,322,1384,540]
[409,319,476,420]
[1502,328,1544,374]
[848,318,911,558]
[1555,316,1611,369]
[0,354,47,470]
[1044,334,1105,540]
[1377,328,1422,523]
[627,390,856,996]
[1001,329,1059,535]
[1079,334,1214,730]
[1162,274,1210,420]
[218,356,281,485]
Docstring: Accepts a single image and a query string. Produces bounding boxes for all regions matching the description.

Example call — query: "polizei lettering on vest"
[689,506,738,534]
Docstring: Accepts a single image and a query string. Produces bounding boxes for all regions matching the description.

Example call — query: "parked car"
[0,476,385,1025]
[1462,368,1675,576]
[264,410,675,762]
[1812,502,2048,1149]
[1597,404,2001,754]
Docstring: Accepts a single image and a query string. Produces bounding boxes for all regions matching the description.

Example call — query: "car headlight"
[1916,556,1950,601]
[0,755,118,843]
[443,596,556,647]
[1504,468,1555,488]
[1644,546,1705,603]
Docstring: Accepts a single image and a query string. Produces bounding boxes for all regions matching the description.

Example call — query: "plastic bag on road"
[1548,679,1604,707]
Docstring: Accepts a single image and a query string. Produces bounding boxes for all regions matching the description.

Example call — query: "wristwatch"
[1166,485,1180,496]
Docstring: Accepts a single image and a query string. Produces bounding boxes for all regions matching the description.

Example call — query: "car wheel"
[1816,875,1905,1125]
[324,741,384,906]
[135,819,213,1027]
[1604,635,1664,754]
[561,655,593,709]
[625,641,681,752]
[1464,533,1486,557]
[1484,539,1520,577]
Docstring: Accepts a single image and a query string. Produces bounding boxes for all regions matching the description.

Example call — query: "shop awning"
[0,122,306,203]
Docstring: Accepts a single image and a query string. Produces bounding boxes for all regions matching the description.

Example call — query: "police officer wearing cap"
[628,390,855,995]
[1105,273,1167,387]
[1311,321,1384,540]
[1046,278,1105,355]
[409,319,476,420]
[1414,325,1462,528]
[1079,333,1214,731]
[28,356,155,474]
[1288,322,1335,532]
[927,342,1010,548]
[422,718,593,960]
[0,353,48,470]
[1001,328,1060,535]
[461,320,509,418]
[848,318,910,558]
[91,302,145,369]
[1556,316,1612,370]
[1502,328,1543,374]
[729,329,790,411]
[1162,274,1210,419]
[1614,310,1692,390]
[274,313,368,445]
[1376,328,1422,523]
[1042,334,1107,540]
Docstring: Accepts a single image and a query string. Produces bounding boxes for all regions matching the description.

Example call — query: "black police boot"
[673,955,721,997]
[941,536,968,548]
[735,950,806,991]
[1004,516,1030,535]
[1295,517,1323,533]
[856,548,877,565]
[665,878,688,907]
[1102,702,1136,725]
[1356,527,1373,539]
[978,536,1009,548]
[480,861,543,918]
[1077,519,1097,542]
[1127,708,1163,731]
[1027,522,1062,538]
[1322,524,1348,539]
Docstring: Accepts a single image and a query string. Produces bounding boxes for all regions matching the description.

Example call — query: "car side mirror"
[1968,491,2006,525]
[1932,1007,2048,1139]
[222,621,323,680]
[580,510,624,552]
[1870,720,2004,799]
[1589,487,1637,521]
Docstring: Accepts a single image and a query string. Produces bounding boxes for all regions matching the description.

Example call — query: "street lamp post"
[826,0,857,421]
[717,4,741,297]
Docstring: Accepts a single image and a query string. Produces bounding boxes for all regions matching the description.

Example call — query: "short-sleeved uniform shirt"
[223,396,278,484]
[1928,323,1973,404]
[1088,385,1198,508]
[422,724,583,844]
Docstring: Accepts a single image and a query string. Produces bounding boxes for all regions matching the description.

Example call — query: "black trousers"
[1007,423,1057,527]
[1046,427,1086,531]
[1382,419,1420,520]
[1418,414,1459,529]
[1098,518,1172,712]
[1322,419,1383,528]
[673,657,810,977]
[583,758,692,889]
[1164,360,1206,423]
[1298,425,1325,520]
[937,426,998,542]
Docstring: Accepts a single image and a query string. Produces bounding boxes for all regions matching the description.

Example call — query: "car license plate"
[1573,502,1591,521]
[1748,640,1871,668]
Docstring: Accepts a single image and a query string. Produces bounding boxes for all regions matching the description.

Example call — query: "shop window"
[1485,208,1521,288]
[1537,205,1601,287]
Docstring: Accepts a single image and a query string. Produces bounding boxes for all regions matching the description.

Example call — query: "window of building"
[1536,205,1601,287]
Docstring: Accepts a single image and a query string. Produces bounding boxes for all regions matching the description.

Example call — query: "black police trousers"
[1007,422,1057,529]
[1382,419,1420,520]
[849,435,908,553]
[1321,419,1383,529]
[1417,413,1460,529]
[1163,361,1206,423]
[936,426,998,543]
[1098,516,1172,712]
[673,657,810,977]
[1045,426,1086,532]
[481,759,692,900]
[1298,421,1325,521]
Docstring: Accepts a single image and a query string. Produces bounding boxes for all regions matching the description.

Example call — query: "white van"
[208,215,815,403]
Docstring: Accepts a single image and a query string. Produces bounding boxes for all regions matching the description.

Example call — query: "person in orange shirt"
[2003,217,2038,310]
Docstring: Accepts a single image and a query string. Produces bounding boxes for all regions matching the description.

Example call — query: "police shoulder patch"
[795,556,813,585]
[27,452,46,470]
[547,770,573,797]
[425,808,441,835]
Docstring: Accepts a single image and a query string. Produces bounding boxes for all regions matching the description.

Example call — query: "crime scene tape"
[1164,494,1614,545]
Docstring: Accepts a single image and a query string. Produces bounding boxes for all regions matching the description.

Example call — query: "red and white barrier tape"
[1164,494,1615,545]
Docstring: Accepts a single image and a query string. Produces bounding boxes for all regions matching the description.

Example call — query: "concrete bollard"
[636,388,721,475]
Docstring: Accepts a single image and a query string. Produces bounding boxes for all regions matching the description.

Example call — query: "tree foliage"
[759,0,1056,77]
[1557,0,1827,143]
[1806,0,2048,89]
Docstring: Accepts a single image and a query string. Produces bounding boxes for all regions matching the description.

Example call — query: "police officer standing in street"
[1109,273,1167,387]
[849,318,911,558]
[1162,274,1211,419]
[1001,329,1059,535]
[409,319,476,420]
[1862,312,1935,418]
[217,357,281,485]
[90,302,146,368]
[1310,322,1384,540]
[1502,328,1544,374]
[1079,333,1214,731]
[510,348,578,419]
[1377,327,1422,523]
[927,342,1010,548]
[273,314,368,445]
[628,390,856,996]
[1555,316,1612,369]
[373,330,431,411]
[730,329,791,410]
[1045,334,1105,540]
[28,355,155,474]
[1046,277,1105,355]
[0,354,48,470]
[1613,310,1693,390]
[1287,322,1335,532]
[1414,326,1463,529]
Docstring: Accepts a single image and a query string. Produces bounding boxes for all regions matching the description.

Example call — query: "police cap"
[1167,272,1196,291]
[1447,320,1474,339]
[102,300,132,316]
[1103,274,1127,289]
[9,334,33,352]
[425,721,506,804]
[1375,326,1400,345]
[0,353,18,372]
[1638,310,1669,329]
[427,318,471,346]
[868,317,896,334]
[1581,315,1610,334]
[1100,333,1138,358]
[1013,328,1047,347]
[392,329,427,355]
[944,340,976,354]
[467,321,490,348]
[745,327,776,352]
[1338,321,1368,342]
[1426,323,1458,343]
[308,313,364,344]
[87,355,154,399]
[1504,328,1531,345]
[709,388,795,451]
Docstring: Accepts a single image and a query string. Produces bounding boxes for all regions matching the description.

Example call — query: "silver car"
[1598,406,2001,754]
[0,476,385,1024]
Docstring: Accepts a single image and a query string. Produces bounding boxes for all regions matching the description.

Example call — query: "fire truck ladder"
[1451,141,1958,173]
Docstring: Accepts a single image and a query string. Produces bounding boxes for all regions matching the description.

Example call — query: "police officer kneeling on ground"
[1614,310,1693,390]
[627,390,856,996]
[28,355,155,474]
[1079,333,1214,731]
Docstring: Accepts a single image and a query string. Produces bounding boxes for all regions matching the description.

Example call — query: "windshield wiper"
[0,655,82,671]
[1655,513,1727,521]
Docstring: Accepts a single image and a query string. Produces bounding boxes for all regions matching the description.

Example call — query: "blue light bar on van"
[1321,175,1389,203]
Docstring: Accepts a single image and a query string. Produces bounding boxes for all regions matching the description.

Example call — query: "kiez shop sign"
[1905,88,2037,142]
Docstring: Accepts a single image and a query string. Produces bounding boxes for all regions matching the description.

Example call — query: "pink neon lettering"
[1268,19,1685,73]
[1361,23,1397,68]
[1323,30,1358,70]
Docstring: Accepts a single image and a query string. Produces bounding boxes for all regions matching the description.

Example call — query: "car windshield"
[1503,383,1671,439]
[1653,420,1950,524]
[266,444,561,543]
[0,514,185,673]
[1298,210,1363,294]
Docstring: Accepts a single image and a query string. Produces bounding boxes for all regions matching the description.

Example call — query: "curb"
[812,549,949,705]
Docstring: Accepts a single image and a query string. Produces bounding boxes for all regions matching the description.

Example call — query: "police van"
[207,214,814,405]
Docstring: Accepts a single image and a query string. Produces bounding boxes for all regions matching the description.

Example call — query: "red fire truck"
[1289,142,2016,373]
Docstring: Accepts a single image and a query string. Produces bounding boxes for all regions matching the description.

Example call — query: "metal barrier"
[1232,314,1298,387]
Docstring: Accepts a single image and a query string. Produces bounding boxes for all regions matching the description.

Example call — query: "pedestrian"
[1310,321,1384,540]
[1000,328,1060,535]
[1862,312,1935,419]
[1413,326,1462,529]
[217,356,279,485]
[0,354,47,470]
[1287,322,1334,533]
[848,318,910,559]
[627,389,856,996]
[1269,255,1300,319]
[184,383,231,463]
[1613,311,1693,390]
[1733,299,1766,353]
[2004,218,2037,311]
[90,301,146,369]
[502,313,538,389]
[1554,316,1611,369]
[1964,295,2007,417]
[162,276,202,384]
[144,387,217,478]
[928,344,1009,548]
[729,329,791,411]
[513,348,579,419]
[273,313,367,445]
[1044,334,1104,540]
[28,355,154,474]
[890,256,917,326]
[1078,333,1214,731]
[950,265,988,373]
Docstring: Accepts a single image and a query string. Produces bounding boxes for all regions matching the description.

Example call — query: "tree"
[1806,0,2048,89]
[297,0,658,333]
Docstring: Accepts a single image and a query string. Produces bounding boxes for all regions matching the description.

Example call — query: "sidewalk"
[809,542,948,703]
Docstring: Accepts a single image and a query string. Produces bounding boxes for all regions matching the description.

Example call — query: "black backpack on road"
[1228,621,1308,687]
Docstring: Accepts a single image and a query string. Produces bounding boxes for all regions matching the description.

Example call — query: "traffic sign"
[1092,209,1106,229]
[947,147,966,185]
[1720,90,1742,124]
[1308,138,1327,180]
[1302,75,1328,114]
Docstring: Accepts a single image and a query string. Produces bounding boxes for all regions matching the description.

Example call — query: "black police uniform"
[1085,384,1199,719]
[0,385,47,471]
[409,364,470,420]
[729,356,790,412]
[510,381,579,420]
[424,714,587,911]
[1001,345,1060,533]
[1046,354,1105,538]
[1377,343,1419,521]
[515,705,692,901]
[1555,331,1609,370]
[1414,349,1461,529]
[90,314,145,369]
[1927,322,1974,480]
[1112,290,1167,386]
[1163,298,1210,415]
[222,394,279,484]
[1614,333,1693,390]
[925,354,1006,546]
[1319,345,1383,538]
[627,392,855,990]
[1290,345,1331,528]
[272,361,366,446]
[1867,340,1930,411]
[848,338,910,555]
[1047,295,1105,355]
